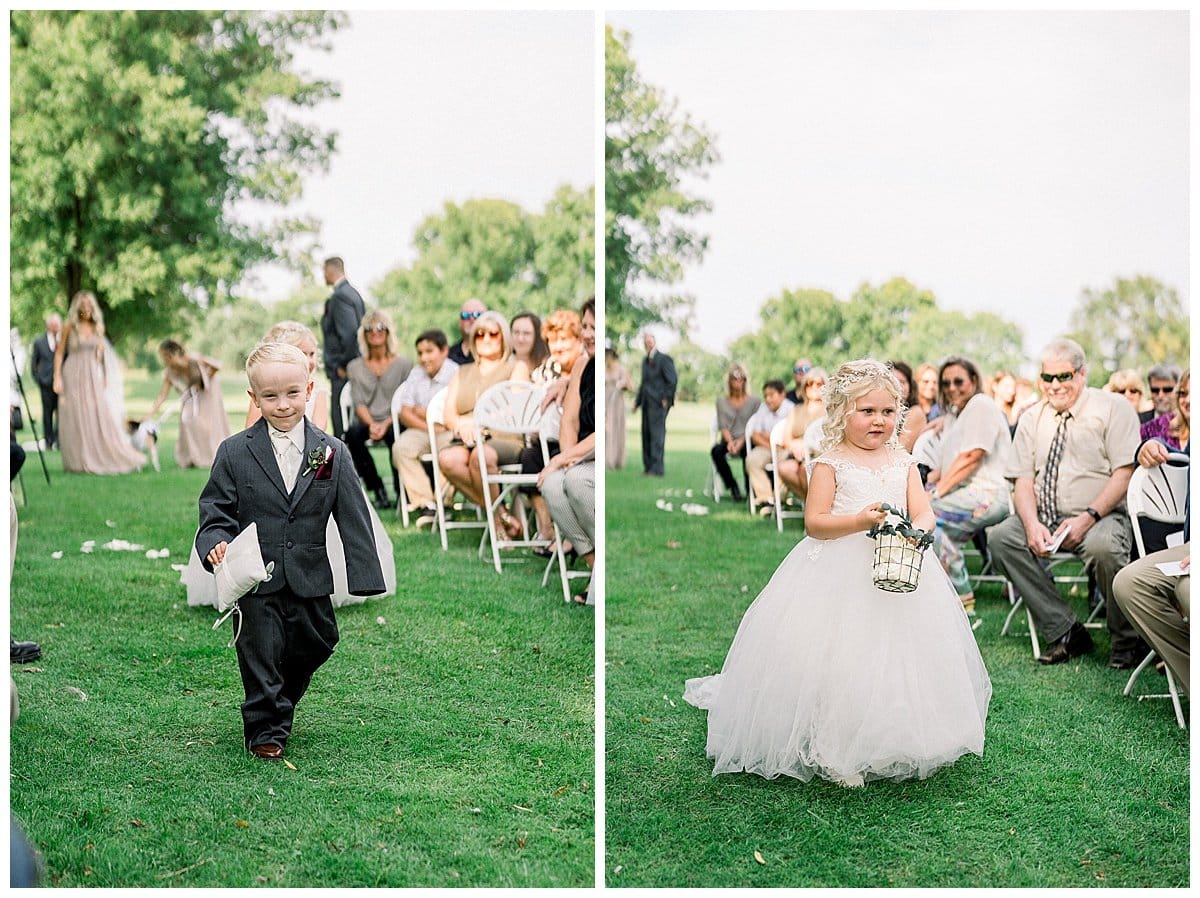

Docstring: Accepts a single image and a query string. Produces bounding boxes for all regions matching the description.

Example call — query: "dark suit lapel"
[289,420,328,511]
[245,419,291,500]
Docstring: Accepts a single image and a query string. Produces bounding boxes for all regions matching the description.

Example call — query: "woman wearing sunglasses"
[926,356,1014,615]
[439,310,531,537]
[344,310,414,510]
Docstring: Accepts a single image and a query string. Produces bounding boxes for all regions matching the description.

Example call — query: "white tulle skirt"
[182,490,397,609]
[683,532,991,785]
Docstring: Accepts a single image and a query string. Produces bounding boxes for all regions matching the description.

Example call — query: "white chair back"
[1126,451,1190,557]
[473,380,547,437]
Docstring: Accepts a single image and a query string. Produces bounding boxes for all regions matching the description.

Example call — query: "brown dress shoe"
[249,743,283,761]
[1037,623,1094,665]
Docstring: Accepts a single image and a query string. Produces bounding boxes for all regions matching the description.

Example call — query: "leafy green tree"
[1066,275,1190,384]
[605,25,718,343]
[373,190,594,351]
[727,288,844,384]
[728,278,1026,390]
[667,338,730,404]
[10,10,340,346]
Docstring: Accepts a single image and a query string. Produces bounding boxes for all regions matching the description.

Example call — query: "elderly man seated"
[1112,435,1190,695]
[391,328,459,525]
[987,338,1145,667]
[744,379,794,513]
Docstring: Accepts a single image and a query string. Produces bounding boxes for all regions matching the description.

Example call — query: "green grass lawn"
[604,402,1188,888]
[9,372,594,887]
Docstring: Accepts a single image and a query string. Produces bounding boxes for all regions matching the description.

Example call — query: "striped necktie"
[1036,411,1071,529]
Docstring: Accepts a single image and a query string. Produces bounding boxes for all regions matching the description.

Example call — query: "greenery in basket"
[866,503,935,550]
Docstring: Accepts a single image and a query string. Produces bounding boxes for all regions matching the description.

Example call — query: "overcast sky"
[607,10,1189,361]
[240,10,595,304]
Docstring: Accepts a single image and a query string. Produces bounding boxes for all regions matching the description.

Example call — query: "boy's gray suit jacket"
[196,418,386,599]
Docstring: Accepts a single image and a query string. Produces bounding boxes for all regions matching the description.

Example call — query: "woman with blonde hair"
[245,320,329,431]
[710,363,760,503]
[439,310,531,536]
[775,367,829,502]
[345,309,413,509]
[1105,369,1153,415]
[52,290,145,474]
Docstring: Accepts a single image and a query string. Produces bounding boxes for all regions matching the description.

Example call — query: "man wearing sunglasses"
[987,338,1145,668]
[785,357,813,406]
[449,298,487,366]
[321,256,366,438]
[1143,363,1181,423]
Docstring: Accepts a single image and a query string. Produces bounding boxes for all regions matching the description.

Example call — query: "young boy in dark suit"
[196,342,385,760]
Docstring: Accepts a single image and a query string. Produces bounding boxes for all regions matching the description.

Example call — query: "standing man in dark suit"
[29,313,61,450]
[320,256,366,438]
[197,342,384,761]
[634,332,677,477]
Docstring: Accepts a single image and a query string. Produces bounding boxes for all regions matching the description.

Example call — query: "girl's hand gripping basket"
[867,503,935,593]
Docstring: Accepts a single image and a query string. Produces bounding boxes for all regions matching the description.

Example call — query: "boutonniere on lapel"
[304,445,335,480]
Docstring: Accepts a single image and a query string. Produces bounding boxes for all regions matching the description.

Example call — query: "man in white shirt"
[391,329,459,523]
[744,379,795,511]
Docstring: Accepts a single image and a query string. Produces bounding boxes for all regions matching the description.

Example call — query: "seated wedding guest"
[523,309,584,547]
[915,362,942,424]
[1143,363,1181,424]
[510,311,549,372]
[539,300,596,605]
[247,321,329,431]
[744,380,794,511]
[52,290,145,474]
[986,338,1144,667]
[926,356,1013,615]
[391,329,459,524]
[1104,369,1152,417]
[890,360,927,452]
[1141,368,1189,450]
[1112,433,1190,694]
[148,339,230,468]
[439,311,530,535]
[345,309,413,510]
[785,357,813,405]
[775,367,828,503]
[605,344,632,470]
[710,363,760,503]
[991,370,1019,434]
[449,298,486,366]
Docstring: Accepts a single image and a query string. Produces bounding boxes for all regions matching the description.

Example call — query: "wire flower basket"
[867,503,934,593]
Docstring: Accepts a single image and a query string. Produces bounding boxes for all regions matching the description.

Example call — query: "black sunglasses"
[941,377,968,388]
[1040,370,1077,383]
[366,324,388,333]
[1149,385,1175,395]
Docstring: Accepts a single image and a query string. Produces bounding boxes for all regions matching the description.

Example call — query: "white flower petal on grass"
[50,551,63,560]
[376,616,386,625]
[80,541,95,554]
[63,686,88,702]
[170,564,187,572]
[681,503,709,516]
[102,539,144,552]
[105,520,117,528]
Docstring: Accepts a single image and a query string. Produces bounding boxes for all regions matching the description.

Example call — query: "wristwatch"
[1085,507,1102,523]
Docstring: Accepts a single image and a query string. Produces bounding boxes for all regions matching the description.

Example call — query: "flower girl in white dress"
[684,359,991,786]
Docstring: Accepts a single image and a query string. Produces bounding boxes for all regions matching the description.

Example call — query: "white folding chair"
[1121,451,1189,728]
[1000,553,1091,660]
[389,385,423,528]
[473,380,554,573]
[769,419,804,532]
[339,383,353,437]
[427,387,485,551]
[706,416,723,503]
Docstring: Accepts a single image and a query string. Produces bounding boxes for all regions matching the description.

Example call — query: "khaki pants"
[1112,543,1190,695]
[746,445,781,503]
[391,427,454,508]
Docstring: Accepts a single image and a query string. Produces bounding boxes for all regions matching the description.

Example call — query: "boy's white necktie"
[270,429,301,491]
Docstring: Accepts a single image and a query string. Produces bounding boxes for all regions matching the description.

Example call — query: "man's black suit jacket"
[321,279,366,380]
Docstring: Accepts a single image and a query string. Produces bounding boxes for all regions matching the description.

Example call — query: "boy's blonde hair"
[819,358,906,452]
[245,341,310,389]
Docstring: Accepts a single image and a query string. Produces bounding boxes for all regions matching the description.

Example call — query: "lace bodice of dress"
[811,449,914,517]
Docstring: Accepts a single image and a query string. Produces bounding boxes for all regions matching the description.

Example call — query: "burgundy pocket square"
[313,447,335,480]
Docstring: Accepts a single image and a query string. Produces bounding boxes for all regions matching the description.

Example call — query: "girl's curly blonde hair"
[819,358,907,452]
